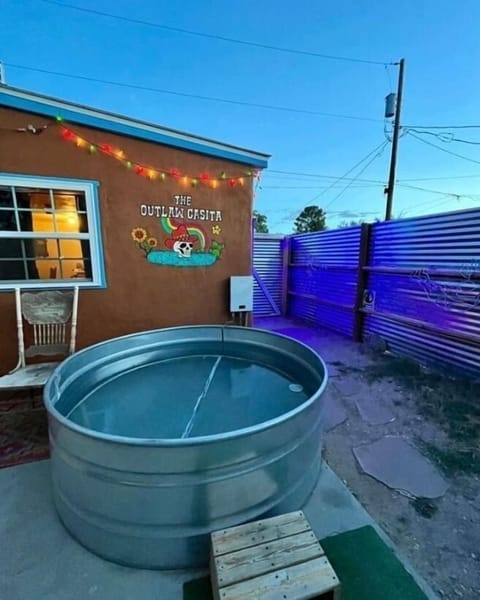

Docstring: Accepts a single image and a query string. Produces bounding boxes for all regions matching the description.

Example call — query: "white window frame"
[0,173,106,290]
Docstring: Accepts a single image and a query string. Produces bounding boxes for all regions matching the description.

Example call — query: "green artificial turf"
[320,526,427,600]
[183,525,428,600]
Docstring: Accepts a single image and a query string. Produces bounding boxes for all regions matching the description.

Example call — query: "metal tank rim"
[43,324,328,446]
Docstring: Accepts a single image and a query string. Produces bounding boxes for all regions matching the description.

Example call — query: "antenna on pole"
[0,62,5,85]
[384,58,405,221]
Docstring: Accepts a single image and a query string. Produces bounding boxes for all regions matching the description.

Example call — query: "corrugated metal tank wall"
[252,234,284,317]
[364,208,480,378]
[288,227,362,337]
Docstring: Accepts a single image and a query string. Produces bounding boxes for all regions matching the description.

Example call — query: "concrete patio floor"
[1,317,446,600]
[0,458,435,600]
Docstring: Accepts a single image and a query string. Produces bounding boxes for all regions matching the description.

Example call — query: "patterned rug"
[0,390,50,469]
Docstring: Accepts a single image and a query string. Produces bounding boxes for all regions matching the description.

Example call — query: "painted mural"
[131,195,225,267]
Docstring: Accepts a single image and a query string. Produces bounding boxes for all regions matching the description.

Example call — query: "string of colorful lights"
[55,117,258,189]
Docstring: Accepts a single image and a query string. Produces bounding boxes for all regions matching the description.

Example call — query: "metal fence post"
[281,236,292,316]
[353,223,372,342]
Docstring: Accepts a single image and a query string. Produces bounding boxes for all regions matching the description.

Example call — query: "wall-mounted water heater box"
[230,276,253,312]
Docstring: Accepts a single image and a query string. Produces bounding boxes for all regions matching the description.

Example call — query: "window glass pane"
[0,260,28,280]
[0,186,14,208]
[55,212,82,233]
[0,238,27,259]
[75,193,87,213]
[25,190,52,210]
[25,209,56,233]
[0,209,17,231]
[36,259,61,280]
[61,259,90,279]
[15,188,51,210]
[0,187,17,231]
[59,238,86,259]
[17,212,33,232]
[53,192,79,211]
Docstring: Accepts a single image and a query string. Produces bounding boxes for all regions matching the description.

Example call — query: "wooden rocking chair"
[0,287,79,390]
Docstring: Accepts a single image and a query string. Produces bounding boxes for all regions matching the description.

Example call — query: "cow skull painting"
[163,225,197,258]
[173,240,193,258]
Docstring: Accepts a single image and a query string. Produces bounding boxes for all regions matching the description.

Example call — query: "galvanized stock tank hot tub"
[44,326,328,569]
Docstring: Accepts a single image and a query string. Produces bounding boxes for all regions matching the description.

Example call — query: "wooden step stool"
[210,510,341,600]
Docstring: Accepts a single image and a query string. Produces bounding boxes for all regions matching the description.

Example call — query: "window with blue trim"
[0,174,105,290]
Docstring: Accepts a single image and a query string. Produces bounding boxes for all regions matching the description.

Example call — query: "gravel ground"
[259,318,480,600]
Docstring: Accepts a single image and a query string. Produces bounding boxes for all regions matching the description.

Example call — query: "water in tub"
[67,355,309,439]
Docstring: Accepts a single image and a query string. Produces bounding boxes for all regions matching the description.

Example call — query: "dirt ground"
[261,318,480,600]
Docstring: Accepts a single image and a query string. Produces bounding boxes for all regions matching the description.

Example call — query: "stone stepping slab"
[322,387,348,432]
[353,436,448,499]
[353,393,396,425]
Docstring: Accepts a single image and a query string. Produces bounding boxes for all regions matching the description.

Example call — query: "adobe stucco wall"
[0,106,255,373]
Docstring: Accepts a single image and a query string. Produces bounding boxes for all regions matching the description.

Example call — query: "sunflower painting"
[131,227,158,256]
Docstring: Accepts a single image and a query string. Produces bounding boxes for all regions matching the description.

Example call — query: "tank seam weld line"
[181,356,222,438]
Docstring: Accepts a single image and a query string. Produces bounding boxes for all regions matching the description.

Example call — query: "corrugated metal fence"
[252,234,284,317]
[253,207,480,378]
[288,227,362,337]
[363,208,480,378]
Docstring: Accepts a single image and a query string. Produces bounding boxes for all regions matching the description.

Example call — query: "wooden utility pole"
[385,58,405,221]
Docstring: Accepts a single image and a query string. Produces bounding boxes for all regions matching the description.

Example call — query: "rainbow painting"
[161,217,206,251]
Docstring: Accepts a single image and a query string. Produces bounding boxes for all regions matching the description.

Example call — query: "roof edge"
[0,85,270,168]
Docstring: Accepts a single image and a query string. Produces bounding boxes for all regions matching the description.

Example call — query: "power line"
[396,183,463,197]
[263,170,385,183]
[404,124,480,130]
[402,194,454,211]
[408,131,480,166]
[261,183,382,190]
[407,129,480,146]
[40,0,394,66]
[399,173,480,182]
[309,140,389,204]
[264,169,480,183]
[325,141,389,209]
[398,190,477,216]
[4,62,383,123]
[261,179,476,197]
[401,197,456,217]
